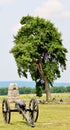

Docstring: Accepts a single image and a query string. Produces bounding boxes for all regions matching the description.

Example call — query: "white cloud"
[12,23,22,34]
[0,0,15,6]
[34,0,70,19]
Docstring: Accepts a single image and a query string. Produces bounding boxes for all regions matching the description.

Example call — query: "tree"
[36,80,43,97]
[10,15,67,101]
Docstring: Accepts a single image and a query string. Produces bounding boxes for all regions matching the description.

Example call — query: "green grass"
[0,93,70,130]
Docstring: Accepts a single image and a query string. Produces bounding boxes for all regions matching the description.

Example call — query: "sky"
[0,0,70,83]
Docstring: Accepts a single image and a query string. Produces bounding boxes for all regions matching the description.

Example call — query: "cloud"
[0,0,15,6]
[34,0,70,19]
[12,23,22,34]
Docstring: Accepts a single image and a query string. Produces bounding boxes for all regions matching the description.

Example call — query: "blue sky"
[0,0,70,83]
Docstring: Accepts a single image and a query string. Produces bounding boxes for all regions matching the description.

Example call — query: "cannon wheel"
[29,98,39,122]
[2,99,11,123]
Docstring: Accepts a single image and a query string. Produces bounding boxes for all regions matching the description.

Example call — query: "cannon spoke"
[29,98,39,122]
[2,99,11,123]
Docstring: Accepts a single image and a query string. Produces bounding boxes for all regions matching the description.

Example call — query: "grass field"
[0,93,70,130]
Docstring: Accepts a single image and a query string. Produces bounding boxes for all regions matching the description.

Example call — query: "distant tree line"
[0,87,36,95]
[0,86,70,95]
[36,86,70,97]
[19,87,36,94]
[50,86,70,93]
[0,88,8,95]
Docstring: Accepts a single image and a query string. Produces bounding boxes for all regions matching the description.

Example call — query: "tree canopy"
[10,15,67,100]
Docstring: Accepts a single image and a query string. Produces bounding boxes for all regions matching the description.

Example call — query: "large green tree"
[10,15,67,101]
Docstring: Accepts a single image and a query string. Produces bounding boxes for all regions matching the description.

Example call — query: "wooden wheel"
[2,99,11,123]
[29,98,39,122]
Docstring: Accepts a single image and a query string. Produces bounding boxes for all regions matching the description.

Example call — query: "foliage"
[51,86,66,93]
[0,88,8,95]
[10,15,67,100]
[36,82,42,97]
[66,86,70,92]
[10,15,67,85]
[51,86,70,93]
[19,87,36,94]
[0,86,70,95]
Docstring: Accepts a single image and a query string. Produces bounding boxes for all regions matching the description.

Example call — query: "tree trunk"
[44,79,51,101]
[35,62,51,101]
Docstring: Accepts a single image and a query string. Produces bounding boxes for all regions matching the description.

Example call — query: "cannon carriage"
[2,83,39,127]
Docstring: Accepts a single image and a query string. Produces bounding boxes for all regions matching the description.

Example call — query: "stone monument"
[8,83,20,102]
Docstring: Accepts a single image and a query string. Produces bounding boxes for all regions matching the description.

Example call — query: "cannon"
[2,98,39,127]
[2,83,39,127]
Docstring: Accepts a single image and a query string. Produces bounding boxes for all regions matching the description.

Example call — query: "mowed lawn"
[0,93,70,130]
